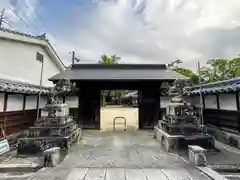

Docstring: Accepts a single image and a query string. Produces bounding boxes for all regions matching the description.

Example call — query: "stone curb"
[197,166,228,180]
[0,163,42,173]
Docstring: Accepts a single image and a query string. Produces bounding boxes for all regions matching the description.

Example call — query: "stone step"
[0,163,41,173]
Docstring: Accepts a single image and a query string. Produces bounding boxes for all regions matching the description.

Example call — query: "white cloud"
[1,0,240,70]
[55,0,240,70]
[0,0,41,33]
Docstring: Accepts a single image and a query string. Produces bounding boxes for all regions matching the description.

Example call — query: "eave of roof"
[0,28,65,71]
[184,77,240,95]
[0,78,51,94]
[49,64,187,81]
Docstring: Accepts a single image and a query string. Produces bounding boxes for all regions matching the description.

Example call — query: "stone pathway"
[0,130,213,179]
[1,167,211,180]
[58,130,188,169]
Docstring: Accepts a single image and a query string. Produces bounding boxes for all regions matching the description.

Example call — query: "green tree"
[98,54,121,64]
[99,54,123,105]
[200,58,240,83]
[174,68,199,85]
[228,58,240,78]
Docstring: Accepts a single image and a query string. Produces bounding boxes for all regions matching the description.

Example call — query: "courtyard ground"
[1,130,213,180]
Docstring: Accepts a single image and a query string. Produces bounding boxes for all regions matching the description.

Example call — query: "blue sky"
[1,0,240,70]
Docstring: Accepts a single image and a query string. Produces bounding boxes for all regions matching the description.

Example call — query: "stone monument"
[155,79,214,152]
[17,79,80,154]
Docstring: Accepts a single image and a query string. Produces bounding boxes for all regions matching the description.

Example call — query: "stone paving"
[58,130,188,169]
[0,130,212,179]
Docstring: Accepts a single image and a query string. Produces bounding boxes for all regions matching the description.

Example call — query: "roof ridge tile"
[0,27,47,41]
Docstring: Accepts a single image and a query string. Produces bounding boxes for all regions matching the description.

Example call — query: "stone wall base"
[154,126,214,152]
[206,126,240,149]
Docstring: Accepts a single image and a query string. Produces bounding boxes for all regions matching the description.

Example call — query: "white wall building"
[0,28,65,137]
[0,28,65,86]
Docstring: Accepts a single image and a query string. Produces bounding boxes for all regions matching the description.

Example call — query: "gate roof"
[49,64,186,81]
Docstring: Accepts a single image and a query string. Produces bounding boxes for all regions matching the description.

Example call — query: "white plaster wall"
[0,39,60,86]
[0,93,4,112]
[7,94,23,111]
[219,94,237,111]
[25,95,37,110]
[65,96,78,108]
[39,96,48,108]
[205,95,217,109]
[160,96,171,108]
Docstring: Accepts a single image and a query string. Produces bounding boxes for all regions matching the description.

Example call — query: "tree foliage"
[99,54,123,105]
[174,68,199,85]
[200,58,240,83]
[174,58,240,85]
[98,54,121,64]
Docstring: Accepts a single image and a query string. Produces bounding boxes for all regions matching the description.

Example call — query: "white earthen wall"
[219,94,237,111]
[39,96,48,108]
[25,95,37,110]
[7,94,23,111]
[204,95,217,109]
[0,39,60,86]
[0,93,4,112]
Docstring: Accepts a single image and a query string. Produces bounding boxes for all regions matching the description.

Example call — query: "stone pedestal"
[188,145,207,166]
[17,103,80,154]
[43,147,61,167]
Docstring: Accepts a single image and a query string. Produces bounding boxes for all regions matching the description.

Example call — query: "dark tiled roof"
[49,64,187,81]
[0,79,51,94]
[184,77,240,95]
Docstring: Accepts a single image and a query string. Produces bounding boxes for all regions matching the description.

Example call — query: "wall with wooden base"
[0,92,48,138]
[187,92,240,133]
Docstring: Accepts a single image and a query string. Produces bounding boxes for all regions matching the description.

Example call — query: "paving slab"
[0,168,213,180]
[58,130,188,169]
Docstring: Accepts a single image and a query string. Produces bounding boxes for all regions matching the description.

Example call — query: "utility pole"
[36,52,44,120]
[71,51,80,65]
[0,8,5,28]
[197,61,204,126]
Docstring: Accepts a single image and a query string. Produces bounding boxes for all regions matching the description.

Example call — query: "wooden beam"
[36,94,39,118]
[236,92,240,111]
[236,92,240,133]
[216,94,220,109]
[202,94,205,108]
[3,92,8,112]
[23,94,26,111]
